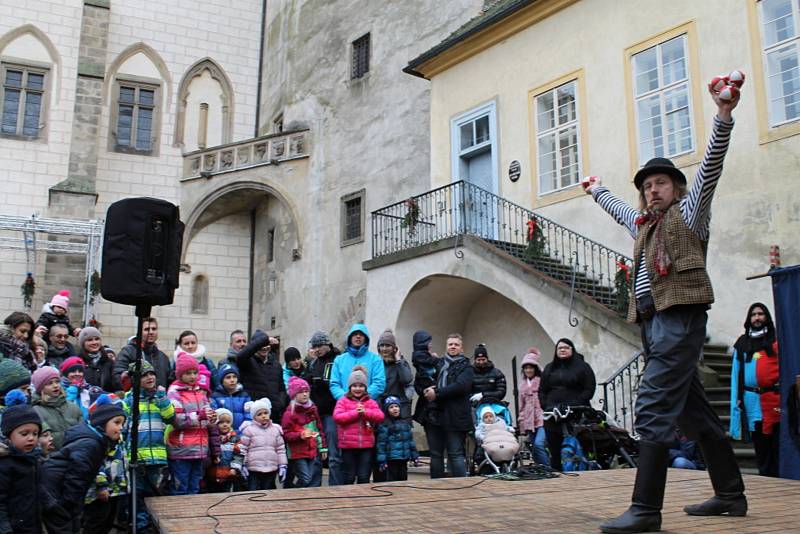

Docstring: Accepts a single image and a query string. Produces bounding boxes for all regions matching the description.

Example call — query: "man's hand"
[424,387,437,402]
[709,78,741,121]
[97,489,110,502]
[470,392,483,403]
[581,176,602,195]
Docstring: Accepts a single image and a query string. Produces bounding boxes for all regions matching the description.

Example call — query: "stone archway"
[395,274,555,384]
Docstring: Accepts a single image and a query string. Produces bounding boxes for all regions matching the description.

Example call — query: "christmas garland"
[614,260,631,313]
[20,272,35,309]
[400,197,420,236]
[524,217,547,261]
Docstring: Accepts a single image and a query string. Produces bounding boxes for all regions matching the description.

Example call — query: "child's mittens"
[379,462,388,472]
[155,386,167,399]
[278,465,287,482]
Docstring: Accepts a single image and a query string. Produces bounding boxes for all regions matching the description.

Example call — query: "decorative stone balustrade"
[181,129,310,180]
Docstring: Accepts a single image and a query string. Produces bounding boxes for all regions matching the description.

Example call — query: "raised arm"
[585,179,639,239]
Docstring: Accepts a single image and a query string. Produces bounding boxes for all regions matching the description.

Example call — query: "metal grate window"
[351,33,370,79]
[344,196,362,241]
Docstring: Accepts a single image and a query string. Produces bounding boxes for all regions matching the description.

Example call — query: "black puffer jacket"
[538,355,596,411]
[305,346,340,417]
[433,355,474,432]
[236,330,287,422]
[471,361,507,403]
[80,348,115,392]
[0,441,42,534]
[40,422,111,512]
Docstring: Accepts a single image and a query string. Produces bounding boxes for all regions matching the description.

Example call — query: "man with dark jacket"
[236,329,287,423]
[470,344,507,405]
[419,333,473,478]
[112,318,172,390]
[45,324,75,370]
[305,330,341,485]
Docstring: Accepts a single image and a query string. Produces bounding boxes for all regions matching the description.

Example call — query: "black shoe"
[600,441,668,533]
[684,438,747,517]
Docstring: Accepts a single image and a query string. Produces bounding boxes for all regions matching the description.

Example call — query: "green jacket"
[32,393,83,450]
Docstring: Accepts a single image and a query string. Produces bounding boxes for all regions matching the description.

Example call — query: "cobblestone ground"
[148,468,800,533]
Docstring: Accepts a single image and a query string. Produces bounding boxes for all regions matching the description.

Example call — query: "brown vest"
[626,202,714,323]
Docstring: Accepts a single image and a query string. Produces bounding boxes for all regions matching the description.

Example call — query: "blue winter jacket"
[329,323,386,400]
[729,347,763,440]
[211,383,252,431]
[376,417,419,463]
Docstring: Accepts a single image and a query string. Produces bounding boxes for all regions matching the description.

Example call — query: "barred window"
[1,63,47,139]
[352,33,370,79]
[341,190,365,246]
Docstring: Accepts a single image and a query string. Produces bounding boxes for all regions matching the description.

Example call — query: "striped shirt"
[592,116,734,300]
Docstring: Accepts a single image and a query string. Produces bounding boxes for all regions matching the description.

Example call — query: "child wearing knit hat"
[166,353,220,495]
[59,356,105,420]
[333,365,384,484]
[239,397,288,490]
[35,290,81,341]
[281,376,327,488]
[205,408,244,493]
[83,395,128,533]
[40,394,123,533]
[0,399,44,534]
[282,346,305,389]
[0,358,31,406]
[211,363,252,432]
[123,360,175,531]
[31,366,84,450]
[375,396,419,482]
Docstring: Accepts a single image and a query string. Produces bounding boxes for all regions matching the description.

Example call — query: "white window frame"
[631,34,695,165]
[758,0,800,127]
[450,101,499,194]
[534,79,582,195]
[0,60,49,141]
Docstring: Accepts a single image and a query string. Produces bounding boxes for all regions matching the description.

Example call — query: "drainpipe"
[248,208,256,335]
[255,0,267,138]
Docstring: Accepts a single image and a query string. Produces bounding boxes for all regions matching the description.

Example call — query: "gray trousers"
[635,304,726,445]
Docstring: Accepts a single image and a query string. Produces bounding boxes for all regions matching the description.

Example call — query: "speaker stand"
[129,303,152,534]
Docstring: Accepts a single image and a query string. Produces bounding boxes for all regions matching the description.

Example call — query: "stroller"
[543,405,638,471]
[468,402,521,475]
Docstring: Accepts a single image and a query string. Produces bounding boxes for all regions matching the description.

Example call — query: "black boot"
[683,438,747,516]
[600,441,668,533]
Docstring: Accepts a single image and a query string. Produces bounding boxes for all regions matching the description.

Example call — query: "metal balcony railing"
[371,180,634,314]
[599,351,645,434]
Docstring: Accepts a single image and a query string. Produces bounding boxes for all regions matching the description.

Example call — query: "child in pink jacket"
[518,348,548,466]
[239,397,287,490]
[333,365,384,484]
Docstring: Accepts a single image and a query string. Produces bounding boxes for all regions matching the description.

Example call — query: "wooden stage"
[148,468,799,533]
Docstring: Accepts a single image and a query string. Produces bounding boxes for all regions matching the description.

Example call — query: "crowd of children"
[0,291,542,533]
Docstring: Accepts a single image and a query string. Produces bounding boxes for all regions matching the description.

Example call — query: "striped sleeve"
[680,116,735,239]
[591,187,639,239]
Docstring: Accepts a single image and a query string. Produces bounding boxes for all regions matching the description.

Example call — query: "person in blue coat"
[211,364,252,431]
[329,324,386,400]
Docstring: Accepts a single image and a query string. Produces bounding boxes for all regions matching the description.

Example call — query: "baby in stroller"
[474,404,520,472]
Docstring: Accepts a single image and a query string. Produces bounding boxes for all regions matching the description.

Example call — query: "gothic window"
[110,79,161,155]
[1,62,48,140]
[191,274,209,314]
[341,190,365,246]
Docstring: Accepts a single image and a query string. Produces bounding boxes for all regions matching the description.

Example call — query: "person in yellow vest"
[585,81,745,533]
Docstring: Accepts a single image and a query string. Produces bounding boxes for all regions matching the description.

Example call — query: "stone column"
[44,1,110,326]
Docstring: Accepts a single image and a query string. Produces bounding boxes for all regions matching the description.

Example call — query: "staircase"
[703,344,757,472]
[371,180,632,316]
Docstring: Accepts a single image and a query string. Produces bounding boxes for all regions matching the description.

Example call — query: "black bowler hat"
[633,157,687,190]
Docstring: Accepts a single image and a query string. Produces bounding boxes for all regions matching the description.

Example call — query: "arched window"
[191,274,209,314]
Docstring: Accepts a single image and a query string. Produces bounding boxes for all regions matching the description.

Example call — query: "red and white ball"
[728,70,746,88]
[718,85,739,101]
[710,75,729,92]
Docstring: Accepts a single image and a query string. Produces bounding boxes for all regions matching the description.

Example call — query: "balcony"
[181,129,310,181]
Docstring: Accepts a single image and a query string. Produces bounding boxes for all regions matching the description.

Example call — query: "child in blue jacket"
[211,364,252,431]
[375,396,418,482]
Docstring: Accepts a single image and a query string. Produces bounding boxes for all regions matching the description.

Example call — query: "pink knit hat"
[50,290,70,311]
[520,347,542,374]
[175,352,199,378]
[288,376,310,399]
[31,366,61,394]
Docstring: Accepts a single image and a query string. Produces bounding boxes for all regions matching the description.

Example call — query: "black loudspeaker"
[101,197,184,306]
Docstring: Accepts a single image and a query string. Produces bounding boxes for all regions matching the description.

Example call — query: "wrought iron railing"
[371,180,633,313]
[599,351,645,434]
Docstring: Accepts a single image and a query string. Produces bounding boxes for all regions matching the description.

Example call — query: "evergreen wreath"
[400,197,420,236]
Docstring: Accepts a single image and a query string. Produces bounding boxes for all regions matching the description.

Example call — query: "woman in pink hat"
[518,347,548,465]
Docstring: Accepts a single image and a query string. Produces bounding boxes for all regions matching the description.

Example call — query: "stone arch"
[182,180,304,263]
[174,57,235,149]
[0,24,62,104]
[394,273,556,382]
[104,42,173,110]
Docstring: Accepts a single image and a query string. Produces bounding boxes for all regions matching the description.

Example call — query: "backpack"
[561,434,600,471]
